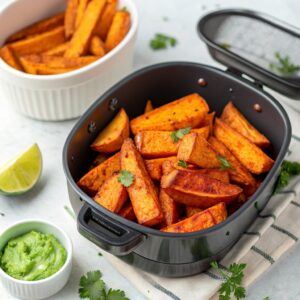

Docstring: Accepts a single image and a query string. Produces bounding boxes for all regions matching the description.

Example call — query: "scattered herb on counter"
[274,160,300,193]
[211,261,246,300]
[79,270,129,300]
[171,127,191,143]
[150,33,177,50]
[98,252,102,256]
[217,156,232,170]
[118,170,134,187]
[178,160,188,168]
[219,42,231,50]
[269,52,300,75]
[262,297,270,300]
[162,16,169,21]
[64,205,75,219]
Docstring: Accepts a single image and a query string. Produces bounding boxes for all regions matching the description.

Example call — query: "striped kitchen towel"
[103,132,300,300]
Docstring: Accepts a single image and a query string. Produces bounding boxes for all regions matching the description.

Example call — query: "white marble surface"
[1,0,300,299]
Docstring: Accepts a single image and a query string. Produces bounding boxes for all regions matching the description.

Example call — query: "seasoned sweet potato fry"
[77,152,120,196]
[91,108,130,153]
[89,35,107,57]
[94,173,128,213]
[65,0,79,38]
[44,42,70,56]
[130,93,209,135]
[177,132,220,168]
[6,13,64,43]
[0,46,23,71]
[135,127,209,158]
[105,10,131,51]
[161,169,242,208]
[144,100,154,113]
[209,136,256,186]
[119,201,136,221]
[197,169,229,183]
[202,111,215,135]
[214,118,274,174]
[120,139,163,226]
[161,203,227,233]
[221,102,270,148]
[186,206,203,218]
[75,0,90,28]
[65,0,107,57]
[145,157,177,181]
[88,154,108,170]
[8,26,66,56]
[94,0,117,40]
[159,189,179,226]
[36,66,78,75]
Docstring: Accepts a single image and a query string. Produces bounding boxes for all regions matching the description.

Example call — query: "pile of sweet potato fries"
[77,93,274,233]
[0,0,130,75]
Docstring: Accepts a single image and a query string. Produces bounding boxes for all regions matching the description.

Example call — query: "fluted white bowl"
[0,0,138,120]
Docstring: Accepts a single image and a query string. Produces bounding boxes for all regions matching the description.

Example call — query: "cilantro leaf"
[170,127,191,142]
[263,297,270,300]
[178,160,188,168]
[79,271,106,300]
[150,33,177,50]
[274,160,300,193]
[106,289,130,300]
[118,170,134,187]
[217,156,232,170]
[269,52,300,75]
[211,261,246,300]
[219,43,231,50]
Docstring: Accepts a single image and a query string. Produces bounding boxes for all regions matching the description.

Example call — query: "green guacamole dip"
[0,230,67,281]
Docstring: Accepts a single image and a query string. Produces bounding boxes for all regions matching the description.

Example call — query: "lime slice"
[0,143,42,195]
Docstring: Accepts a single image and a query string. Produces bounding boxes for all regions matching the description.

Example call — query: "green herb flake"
[118,170,134,187]
[274,160,300,193]
[178,160,188,168]
[217,156,232,170]
[219,43,231,50]
[162,16,169,21]
[79,270,129,300]
[98,252,102,256]
[262,297,270,300]
[211,261,246,300]
[150,33,177,50]
[170,127,191,143]
[269,52,300,76]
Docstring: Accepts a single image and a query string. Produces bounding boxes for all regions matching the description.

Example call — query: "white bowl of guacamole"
[0,219,72,300]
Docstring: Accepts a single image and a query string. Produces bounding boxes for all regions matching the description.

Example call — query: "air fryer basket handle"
[78,203,145,256]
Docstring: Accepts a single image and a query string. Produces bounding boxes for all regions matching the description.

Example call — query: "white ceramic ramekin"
[0,0,138,121]
[0,219,72,299]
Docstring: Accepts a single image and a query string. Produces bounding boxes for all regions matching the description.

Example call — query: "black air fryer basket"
[63,9,300,277]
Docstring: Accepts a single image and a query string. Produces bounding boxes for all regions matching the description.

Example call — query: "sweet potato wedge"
[159,189,179,226]
[88,154,109,170]
[119,201,136,221]
[8,26,66,56]
[186,206,203,218]
[203,111,215,135]
[105,10,131,51]
[161,169,242,208]
[44,42,70,56]
[90,108,130,153]
[214,118,274,174]
[0,46,23,71]
[208,136,256,186]
[65,0,107,57]
[89,35,106,57]
[120,139,163,226]
[65,0,79,38]
[144,100,154,113]
[6,13,64,43]
[130,93,209,135]
[177,132,220,168]
[77,152,120,196]
[135,127,209,158]
[36,66,78,75]
[93,173,128,213]
[145,157,177,181]
[75,0,90,28]
[94,0,118,40]
[221,102,270,148]
[197,169,230,183]
[161,203,227,233]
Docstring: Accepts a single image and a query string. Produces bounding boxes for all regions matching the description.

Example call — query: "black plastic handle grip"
[77,203,145,256]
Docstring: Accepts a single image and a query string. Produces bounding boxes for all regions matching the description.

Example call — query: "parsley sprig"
[171,127,191,143]
[150,33,177,50]
[178,160,188,168]
[274,160,300,193]
[217,156,232,170]
[269,52,300,76]
[79,270,129,300]
[118,170,134,187]
[211,261,246,300]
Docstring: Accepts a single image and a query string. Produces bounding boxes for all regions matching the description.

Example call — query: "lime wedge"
[0,143,42,195]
